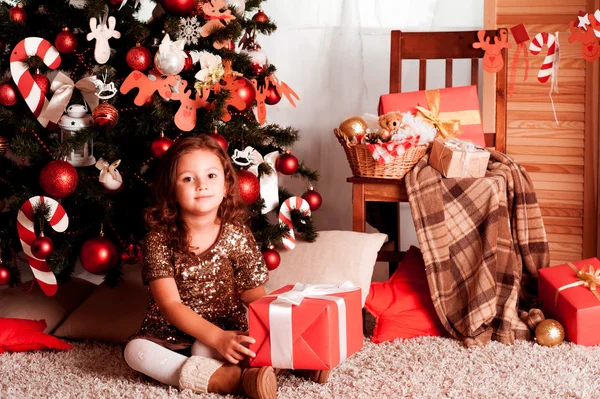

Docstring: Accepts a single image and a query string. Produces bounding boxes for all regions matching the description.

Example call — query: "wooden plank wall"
[486,0,599,265]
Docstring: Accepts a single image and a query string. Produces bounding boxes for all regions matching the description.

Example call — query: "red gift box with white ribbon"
[248,282,363,370]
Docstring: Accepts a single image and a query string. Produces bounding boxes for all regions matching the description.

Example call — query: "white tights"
[123,339,225,387]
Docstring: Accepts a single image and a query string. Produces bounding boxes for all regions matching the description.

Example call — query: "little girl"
[124,136,277,399]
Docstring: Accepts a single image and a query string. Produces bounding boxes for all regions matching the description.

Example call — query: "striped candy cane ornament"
[10,38,61,128]
[279,196,311,250]
[529,32,557,83]
[17,196,69,296]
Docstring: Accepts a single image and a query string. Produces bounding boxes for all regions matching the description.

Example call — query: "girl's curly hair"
[144,135,247,254]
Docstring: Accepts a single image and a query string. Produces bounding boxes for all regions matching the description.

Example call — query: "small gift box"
[428,138,490,178]
[538,258,600,346]
[248,282,363,370]
[378,85,485,147]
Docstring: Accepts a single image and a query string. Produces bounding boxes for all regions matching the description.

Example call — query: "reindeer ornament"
[569,13,600,62]
[201,0,237,49]
[87,13,121,64]
[472,29,512,73]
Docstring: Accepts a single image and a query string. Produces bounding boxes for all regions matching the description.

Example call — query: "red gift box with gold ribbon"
[248,282,363,370]
[538,258,600,346]
[377,85,485,147]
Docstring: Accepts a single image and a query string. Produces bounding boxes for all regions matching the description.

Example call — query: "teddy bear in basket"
[362,111,437,146]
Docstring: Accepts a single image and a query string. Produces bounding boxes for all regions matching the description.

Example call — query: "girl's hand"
[215,330,256,364]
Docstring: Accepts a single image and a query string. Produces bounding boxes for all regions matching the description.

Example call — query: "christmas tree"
[0,0,321,292]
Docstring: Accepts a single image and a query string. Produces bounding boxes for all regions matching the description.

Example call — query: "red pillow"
[365,246,447,343]
[0,318,73,352]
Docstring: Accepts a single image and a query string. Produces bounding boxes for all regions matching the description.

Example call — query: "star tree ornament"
[87,12,121,64]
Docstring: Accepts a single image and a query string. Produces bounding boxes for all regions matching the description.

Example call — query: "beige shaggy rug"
[2,335,600,399]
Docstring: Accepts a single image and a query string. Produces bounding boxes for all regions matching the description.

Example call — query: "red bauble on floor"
[0,265,10,285]
[262,247,280,271]
[55,27,78,54]
[159,0,195,15]
[126,44,152,71]
[276,151,298,175]
[0,81,18,107]
[237,170,260,205]
[39,160,79,199]
[80,236,119,275]
[31,235,54,260]
[302,187,322,211]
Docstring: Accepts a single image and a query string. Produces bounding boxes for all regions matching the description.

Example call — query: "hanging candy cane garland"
[279,196,311,250]
[529,32,557,83]
[10,38,62,128]
[17,196,69,296]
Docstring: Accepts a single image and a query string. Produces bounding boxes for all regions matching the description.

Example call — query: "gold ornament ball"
[535,319,565,347]
[339,116,367,139]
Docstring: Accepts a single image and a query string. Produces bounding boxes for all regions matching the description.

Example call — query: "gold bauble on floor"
[339,116,367,140]
[535,319,565,347]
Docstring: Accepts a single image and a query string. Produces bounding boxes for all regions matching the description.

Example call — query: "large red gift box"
[377,85,485,147]
[248,283,363,370]
[538,258,600,346]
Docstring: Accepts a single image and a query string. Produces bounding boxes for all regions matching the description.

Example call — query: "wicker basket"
[334,128,429,179]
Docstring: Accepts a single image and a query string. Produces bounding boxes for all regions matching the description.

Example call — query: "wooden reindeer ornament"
[211,60,251,122]
[120,70,179,106]
[200,0,236,50]
[251,79,268,125]
[568,13,600,62]
[472,29,512,73]
[170,80,211,131]
[87,13,121,64]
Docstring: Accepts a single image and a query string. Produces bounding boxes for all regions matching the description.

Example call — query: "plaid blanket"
[405,150,549,347]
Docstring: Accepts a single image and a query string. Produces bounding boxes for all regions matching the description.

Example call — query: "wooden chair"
[348,30,508,276]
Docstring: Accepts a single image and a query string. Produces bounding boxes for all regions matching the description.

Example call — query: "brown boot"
[291,369,331,384]
[241,366,278,399]
[179,356,239,394]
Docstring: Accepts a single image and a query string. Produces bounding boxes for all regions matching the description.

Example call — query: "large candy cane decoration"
[529,32,556,83]
[278,196,311,250]
[10,38,62,127]
[17,196,69,296]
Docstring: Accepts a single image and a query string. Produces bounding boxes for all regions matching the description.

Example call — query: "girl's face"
[175,149,226,221]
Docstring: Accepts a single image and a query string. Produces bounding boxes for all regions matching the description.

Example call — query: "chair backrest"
[390,30,507,153]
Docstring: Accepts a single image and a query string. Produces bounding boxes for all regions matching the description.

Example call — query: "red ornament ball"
[80,236,119,275]
[126,44,152,71]
[0,265,10,285]
[159,0,195,15]
[251,62,264,75]
[151,135,174,159]
[32,73,50,96]
[121,243,142,264]
[31,236,54,260]
[262,247,281,271]
[265,83,281,105]
[302,188,322,211]
[39,160,78,199]
[55,28,78,54]
[0,81,18,107]
[224,40,236,51]
[92,102,119,129]
[10,4,27,24]
[276,152,298,175]
[252,9,269,23]
[233,77,257,112]
[237,170,260,205]
[210,132,228,152]
[183,51,193,72]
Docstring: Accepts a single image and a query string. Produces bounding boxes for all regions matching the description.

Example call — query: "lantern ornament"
[58,104,96,167]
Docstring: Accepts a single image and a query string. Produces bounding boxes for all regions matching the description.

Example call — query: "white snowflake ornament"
[179,16,202,45]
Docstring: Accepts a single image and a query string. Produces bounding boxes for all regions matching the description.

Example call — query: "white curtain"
[260,0,483,247]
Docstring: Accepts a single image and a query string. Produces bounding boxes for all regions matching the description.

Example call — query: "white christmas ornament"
[96,158,123,191]
[179,16,202,45]
[87,12,121,64]
[154,34,187,75]
[194,51,224,87]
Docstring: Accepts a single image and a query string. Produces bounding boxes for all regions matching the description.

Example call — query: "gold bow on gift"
[42,72,100,124]
[415,90,462,139]
[555,262,600,306]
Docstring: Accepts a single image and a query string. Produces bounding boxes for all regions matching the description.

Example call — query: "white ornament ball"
[154,48,186,75]
[227,0,245,14]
